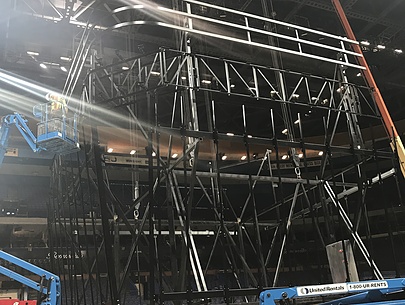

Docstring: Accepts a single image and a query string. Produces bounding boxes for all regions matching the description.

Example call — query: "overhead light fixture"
[181,76,187,80]
[122,66,129,70]
[292,93,300,99]
[360,40,370,46]
[356,72,362,77]
[282,128,288,135]
[247,135,252,138]
[39,63,47,69]
[318,151,324,156]
[150,71,160,76]
[230,84,235,88]
[60,56,71,61]
[241,155,247,160]
[60,66,67,72]
[281,154,288,160]
[221,155,227,160]
[376,44,385,50]
[298,153,303,158]
[226,132,234,136]
[394,49,403,54]
[201,80,212,84]
[27,51,39,56]
[130,150,136,155]
[152,151,156,157]
[107,148,113,153]
[171,153,178,158]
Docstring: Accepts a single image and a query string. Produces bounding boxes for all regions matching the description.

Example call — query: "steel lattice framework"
[46,1,404,305]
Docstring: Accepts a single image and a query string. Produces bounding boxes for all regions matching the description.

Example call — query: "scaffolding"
[47,1,404,305]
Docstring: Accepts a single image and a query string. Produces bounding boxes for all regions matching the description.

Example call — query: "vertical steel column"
[89,50,120,305]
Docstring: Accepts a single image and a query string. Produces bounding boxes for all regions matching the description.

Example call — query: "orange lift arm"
[332,0,405,178]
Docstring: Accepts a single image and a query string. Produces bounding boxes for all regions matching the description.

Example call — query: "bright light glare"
[394,49,403,54]
[130,150,136,155]
[221,155,227,160]
[318,151,324,156]
[226,132,234,136]
[40,63,47,69]
[376,44,385,50]
[27,51,39,56]
[282,155,288,160]
[107,148,113,153]
[241,155,247,160]
[60,66,68,72]
[171,153,178,158]
[60,56,71,61]
[360,41,370,46]
[152,151,156,157]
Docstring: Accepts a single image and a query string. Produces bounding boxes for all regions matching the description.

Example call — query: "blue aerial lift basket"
[0,93,80,164]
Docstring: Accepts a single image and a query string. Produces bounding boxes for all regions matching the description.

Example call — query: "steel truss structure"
[47,1,404,305]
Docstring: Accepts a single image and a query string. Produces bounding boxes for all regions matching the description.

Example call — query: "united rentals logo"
[297,283,348,296]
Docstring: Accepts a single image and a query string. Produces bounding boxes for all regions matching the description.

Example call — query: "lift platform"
[0,93,80,164]
[260,278,405,305]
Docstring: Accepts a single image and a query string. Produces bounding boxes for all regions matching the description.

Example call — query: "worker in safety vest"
[46,93,67,117]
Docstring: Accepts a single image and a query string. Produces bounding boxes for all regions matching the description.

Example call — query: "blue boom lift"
[0,93,78,304]
[0,250,61,305]
[0,93,80,164]
[260,278,405,305]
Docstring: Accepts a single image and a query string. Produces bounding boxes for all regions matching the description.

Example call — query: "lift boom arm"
[0,113,40,164]
[0,250,61,305]
[332,0,405,178]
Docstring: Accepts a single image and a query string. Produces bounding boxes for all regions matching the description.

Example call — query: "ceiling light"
[181,76,187,80]
[247,135,252,138]
[130,150,136,155]
[318,151,324,156]
[122,66,129,70]
[60,56,71,61]
[241,155,247,160]
[60,66,67,72]
[298,153,303,158]
[281,155,288,160]
[294,119,300,125]
[27,51,39,56]
[311,97,318,102]
[201,80,212,84]
[226,132,234,136]
[230,84,235,88]
[282,128,288,135]
[171,153,178,158]
[376,44,385,50]
[107,148,113,153]
[152,151,156,157]
[394,49,403,54]
[39,63,47,69]
[356,72,362,77]
[292,93,300,99]
[221,155,227,160]
[360,40,370,46]
[150,71,160,76]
